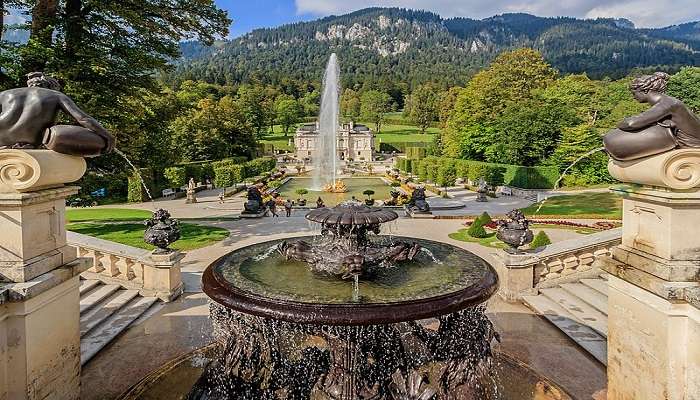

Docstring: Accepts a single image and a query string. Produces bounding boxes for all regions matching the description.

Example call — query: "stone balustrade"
[492,228,622,301]
[67,232,184,302]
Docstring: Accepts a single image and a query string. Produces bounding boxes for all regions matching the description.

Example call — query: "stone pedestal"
[607,275,699,400]
[144,251,185,302]
[597,184,700,400]
[185,189,197,204]
[0,150,89,400]
[491,252,538,301]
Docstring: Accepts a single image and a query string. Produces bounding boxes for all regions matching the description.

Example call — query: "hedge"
[213,157,277,188]
[394,156,560,189]
[128,168,155,203]
[405,146,427,160]
[379,142,428,153]
[164,167,187,188]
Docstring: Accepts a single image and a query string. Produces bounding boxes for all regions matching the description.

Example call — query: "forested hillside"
[167,8,700,88]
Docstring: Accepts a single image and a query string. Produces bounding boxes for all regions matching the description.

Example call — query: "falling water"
[114,148,154,204]
[352,275,360,302]
[534,146,605,214]
[311,53,340,190]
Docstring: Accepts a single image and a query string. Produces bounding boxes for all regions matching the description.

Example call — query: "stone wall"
[492,228,622,301]
[68,232,184,302]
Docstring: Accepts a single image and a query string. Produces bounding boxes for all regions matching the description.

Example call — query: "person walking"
[284,199,293,217]
[267,198,279,217]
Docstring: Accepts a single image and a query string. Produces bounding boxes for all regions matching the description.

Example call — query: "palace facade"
[294,121,375,162]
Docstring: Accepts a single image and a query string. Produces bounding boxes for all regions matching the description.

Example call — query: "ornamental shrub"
[477,212,492,225]
[467,218,488,238]
[530,230,552,249]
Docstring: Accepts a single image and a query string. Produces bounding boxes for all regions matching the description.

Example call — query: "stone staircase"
[522,275,609,365]
[79,278,160,366]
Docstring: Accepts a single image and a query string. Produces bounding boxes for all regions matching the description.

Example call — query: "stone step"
[80,296,158,366]
[79,289,140,337]
[540,287,609,337]
[560,282,608,315]
[522,295,607,365]
[79,284,120,314]
[79,279,101,295]
[581,278,609,296]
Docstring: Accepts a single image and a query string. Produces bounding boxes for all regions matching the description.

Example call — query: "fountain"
[191,201,501,399]
[312,53,341,192]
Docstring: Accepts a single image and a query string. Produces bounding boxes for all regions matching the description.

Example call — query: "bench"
[162,188,176,198]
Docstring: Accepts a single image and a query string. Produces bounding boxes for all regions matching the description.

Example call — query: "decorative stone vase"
[144,209,181,254]
[496,210,533,254]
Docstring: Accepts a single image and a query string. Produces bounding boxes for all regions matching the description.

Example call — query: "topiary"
[467,218,488,238]
[477,212,492,225]
[530,230,552,249]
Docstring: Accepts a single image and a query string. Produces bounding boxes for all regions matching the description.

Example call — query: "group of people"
[267,196,326,217]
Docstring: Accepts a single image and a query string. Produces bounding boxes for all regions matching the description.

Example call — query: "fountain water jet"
[311,53,341,191]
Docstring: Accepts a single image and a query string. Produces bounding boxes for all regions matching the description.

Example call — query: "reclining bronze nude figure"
[0,72,114,156]
[603,72,700,161]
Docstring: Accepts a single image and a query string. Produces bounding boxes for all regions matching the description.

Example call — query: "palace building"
[293,121,375,162]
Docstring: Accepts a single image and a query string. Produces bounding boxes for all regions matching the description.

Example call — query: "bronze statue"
[243,186,264,214]
[604,72,700,161]
[406,186,431,213]
[0,72,114,156]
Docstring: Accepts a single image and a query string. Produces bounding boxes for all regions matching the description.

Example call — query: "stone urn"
[496,209,533,254]
[144,209,181,253]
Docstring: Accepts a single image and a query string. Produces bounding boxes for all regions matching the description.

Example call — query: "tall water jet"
[312,53,340,190]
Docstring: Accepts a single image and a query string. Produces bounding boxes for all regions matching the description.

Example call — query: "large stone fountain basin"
[202,236,499,325]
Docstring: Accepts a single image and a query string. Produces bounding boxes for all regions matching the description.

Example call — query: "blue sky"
[216,0,700,37]
[217,0,316,38]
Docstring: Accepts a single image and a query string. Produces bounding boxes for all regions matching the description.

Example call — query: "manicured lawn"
[449,223,598,250]
[67,222,230,251]
[448,230,507,249]
[66,208,153,223]
[521,192,622,219]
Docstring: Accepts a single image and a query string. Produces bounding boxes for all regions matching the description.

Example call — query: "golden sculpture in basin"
[322,180,348,193]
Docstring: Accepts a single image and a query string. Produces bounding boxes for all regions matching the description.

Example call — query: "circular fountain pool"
[203,237,498,325]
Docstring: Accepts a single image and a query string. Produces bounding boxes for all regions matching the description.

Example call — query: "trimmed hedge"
[395,156,559,189]
[405,147,427,160]
[128,168,155,203]
[164,167,187,188]
[379,142,429,153]
[213,157,277,188]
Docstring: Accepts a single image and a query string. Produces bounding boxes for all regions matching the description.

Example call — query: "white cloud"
[295,0,700,27]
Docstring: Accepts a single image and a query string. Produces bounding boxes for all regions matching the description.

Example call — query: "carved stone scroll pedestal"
[0,150,90,400]
[597,153,700,400]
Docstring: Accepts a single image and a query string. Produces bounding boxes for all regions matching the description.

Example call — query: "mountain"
[167,8,700,87]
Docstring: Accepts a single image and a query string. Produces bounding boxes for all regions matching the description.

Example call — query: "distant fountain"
[311,53,340,190]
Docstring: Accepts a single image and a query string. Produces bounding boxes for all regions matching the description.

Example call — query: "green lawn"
[521,192,622,219]
[448,230,508,249]
[66,208,153,223]
[68,222,230,251]
[449,223,598,249]
[259,122,438,152]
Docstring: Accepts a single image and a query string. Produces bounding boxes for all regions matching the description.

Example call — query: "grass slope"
[521,192,622,219]
[68,222,230,251]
